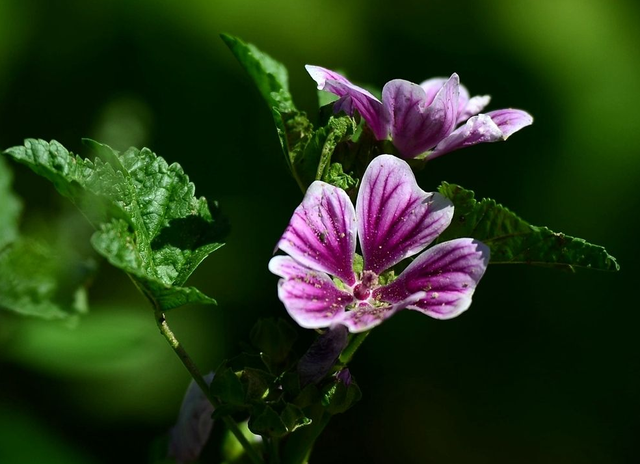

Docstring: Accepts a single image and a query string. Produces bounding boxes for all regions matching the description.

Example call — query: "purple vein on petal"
[383,74,460,158]
[428,107,533,160]
[457,95,491,124]
[486,109,534,138]
[277,181,357,285]
[376,238,489,320]
[306,65,389,140]
[269,256,354,329]
[356,155,454,275]
[427,114,504,160]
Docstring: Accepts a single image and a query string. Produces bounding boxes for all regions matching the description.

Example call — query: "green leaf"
[323,162,358,191]
[438,182,619,271]
[248,403,288,437]
[273,110,315,179]
[321,378,362,415]
[222,34,317,190]
[90,219,218,310]
[241,368,276,402]
[280,371,302,397]
[247,402,311,438]
[292,383,321,409]
[280,403,312,433]
[221,34,294,113]
[210,367,246,407]
[249,317,298,365]
[297,115,355,187]
[0,157,22,250]
[3,139,225,311]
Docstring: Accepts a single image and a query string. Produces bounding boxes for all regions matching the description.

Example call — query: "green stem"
[283,331,371,463]
[154,310,264,464]
[282,406,331,464]
[339,330,370,364]
[269,437,281,464]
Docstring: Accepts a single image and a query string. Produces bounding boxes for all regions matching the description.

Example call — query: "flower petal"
[356,155,454,275]
[420,77,492,124]
[383,74,459,158]
[306,65,389,140]
[376,238,489,320]
[421,77,478,121]
[335,292,426,333]
[427,114,504,160]
[485,108,533,138]
[269,256,354,329]
[457,95,491,123]
[276,181,357,285]
[428,107,533,160]
[419,77,455,106]
[168,373,215,464]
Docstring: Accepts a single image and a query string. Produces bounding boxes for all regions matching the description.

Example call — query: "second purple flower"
[306,66,533,160]
[269,155,490,333]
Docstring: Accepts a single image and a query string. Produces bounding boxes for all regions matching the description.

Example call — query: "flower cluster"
[269,155,489,333]
[306,66,532,159]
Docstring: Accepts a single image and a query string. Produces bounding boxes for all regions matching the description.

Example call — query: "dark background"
[0,0,638,463]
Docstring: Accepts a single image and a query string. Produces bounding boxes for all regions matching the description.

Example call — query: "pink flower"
[269,155,489,333]
[307,66,532,160]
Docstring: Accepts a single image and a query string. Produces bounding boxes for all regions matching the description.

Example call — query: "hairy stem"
[154,309,264,464]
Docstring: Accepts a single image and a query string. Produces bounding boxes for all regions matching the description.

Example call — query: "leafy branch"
[438,182,619,271]
[2,138,226,311]
[222,34,358,192]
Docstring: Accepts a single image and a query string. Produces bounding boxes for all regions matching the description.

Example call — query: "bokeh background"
[0,0,638,463]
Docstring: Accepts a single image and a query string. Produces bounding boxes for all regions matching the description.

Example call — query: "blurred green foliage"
[0,158,94,320]
[0,0,637,463]
[0,157,21,249]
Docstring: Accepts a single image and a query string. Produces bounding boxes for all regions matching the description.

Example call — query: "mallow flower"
[306,66,533,160]
[269,155,490,333]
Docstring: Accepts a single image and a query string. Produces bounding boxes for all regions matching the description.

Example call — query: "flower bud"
[168,372,215,464]
[298,325,348,386]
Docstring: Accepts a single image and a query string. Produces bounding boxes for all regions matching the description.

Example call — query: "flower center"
[352,270,379,301]
[353,283,371,300]
[360,270,378,288]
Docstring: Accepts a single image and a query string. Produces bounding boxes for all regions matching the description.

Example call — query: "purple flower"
[269,155,490,333]
[306,66,533,160]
